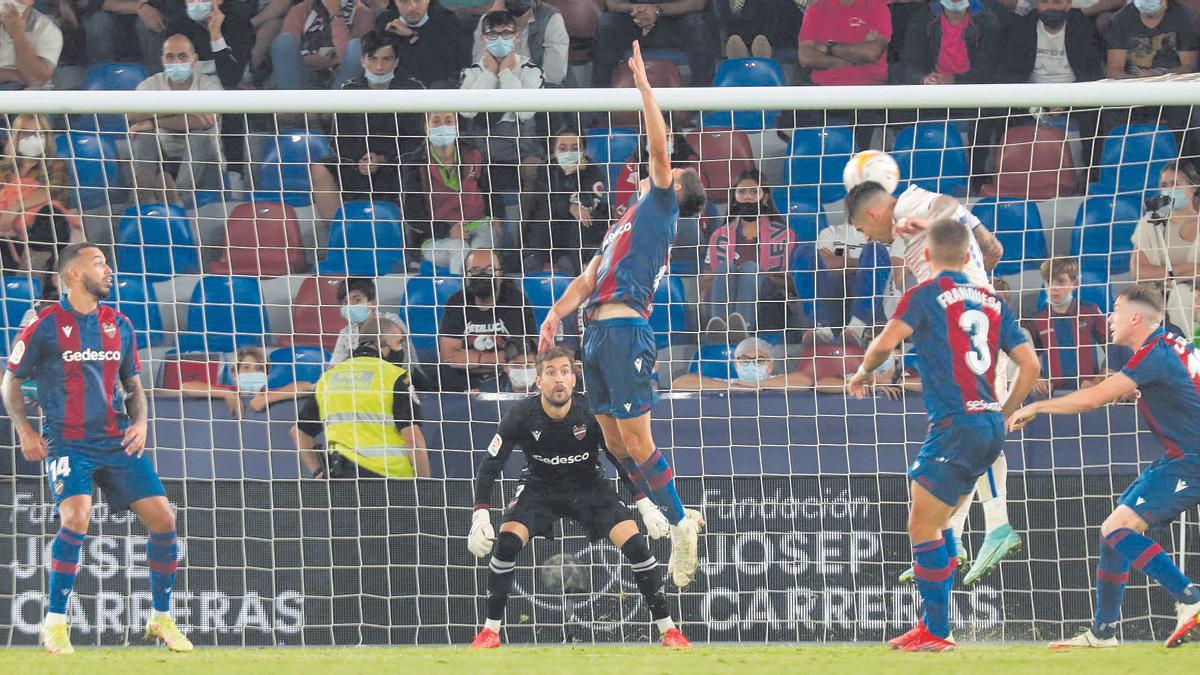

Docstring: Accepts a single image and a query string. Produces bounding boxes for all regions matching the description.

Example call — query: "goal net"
[2,81,1199,646]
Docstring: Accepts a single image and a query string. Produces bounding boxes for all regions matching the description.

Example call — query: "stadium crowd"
[4,0,1200,479]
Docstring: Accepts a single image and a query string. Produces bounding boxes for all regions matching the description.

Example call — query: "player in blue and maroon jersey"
[1,244,192,655]
[537,42,708,587]
[849,219,1040,652]
[1012,283,1200,650]
[1022,258,1109,394]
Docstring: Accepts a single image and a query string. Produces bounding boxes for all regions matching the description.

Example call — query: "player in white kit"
[846,180,1019,586]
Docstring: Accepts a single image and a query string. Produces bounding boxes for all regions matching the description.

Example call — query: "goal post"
[1,80,1198,647]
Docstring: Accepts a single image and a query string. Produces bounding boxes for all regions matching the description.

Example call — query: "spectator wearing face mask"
[471,0,568,85]
[128,34,225,206]
[524,126,609,275]
[1021,257,1108,395]
[701,170,795,334]
[893,0,1001,86]
[997,0,1104,84]
[377,0,471,87]
[176,346,314,417]
[477,340,540,393]
[1106,0,1198,78]
[295,318,430,479]
[170,0,254,89]
[401,111,494,272]
[437,248,536,392]
[330,276,406,362]
[671,337,848,391]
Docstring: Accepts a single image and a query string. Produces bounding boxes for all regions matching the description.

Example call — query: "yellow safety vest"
[314,356,414,478]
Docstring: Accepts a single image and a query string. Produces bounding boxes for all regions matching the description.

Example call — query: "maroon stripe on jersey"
[98,307,122,437]
[940,278,981,412]
[1077,318,1098,377]
[6,306,53,373]
[1137,397,1184,459]
[593,208,636,310]
[983,303,1000,401]
[53,307,85,441]
[1124,337,1160,371]
[891,279,936,322]
[1042,317,1062,380]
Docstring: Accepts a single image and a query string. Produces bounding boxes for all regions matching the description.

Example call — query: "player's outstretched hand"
[17,426,48,462]
[123,421,148,457]
[468,509,496,558]
[1007,404,1038,433]
[537,312,561,353]
[847,369,871,400]
[628,40,650,91]
[636,497,671,539]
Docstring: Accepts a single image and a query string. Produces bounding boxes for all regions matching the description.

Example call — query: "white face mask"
[236,371,268,393]
[17,135,45,158]
[1049,291,1074,310]
[735,360,770,384]
[508,366,537,389]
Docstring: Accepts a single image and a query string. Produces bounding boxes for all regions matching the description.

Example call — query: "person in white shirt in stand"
[846,179,1021,587]
[0,0,60,89]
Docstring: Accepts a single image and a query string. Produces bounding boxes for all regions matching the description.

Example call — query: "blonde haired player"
[844,172,1016,586]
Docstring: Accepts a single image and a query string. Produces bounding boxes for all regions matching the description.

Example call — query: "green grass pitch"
[3,644,1194,674]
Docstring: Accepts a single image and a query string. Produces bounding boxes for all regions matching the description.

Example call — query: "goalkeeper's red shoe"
[661,628,692,649]
[470,628,501,649]
[901,624,956,653]
[887,621,925,649]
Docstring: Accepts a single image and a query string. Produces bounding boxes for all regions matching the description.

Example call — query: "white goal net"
[2,82,1200,646]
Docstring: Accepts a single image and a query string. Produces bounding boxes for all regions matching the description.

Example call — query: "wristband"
[474,503,490,511]
[853,365,868,380]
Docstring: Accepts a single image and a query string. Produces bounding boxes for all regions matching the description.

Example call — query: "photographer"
[1132,162,1200,285]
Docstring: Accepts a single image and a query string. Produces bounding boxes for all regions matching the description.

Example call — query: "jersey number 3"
[959,309,992,376]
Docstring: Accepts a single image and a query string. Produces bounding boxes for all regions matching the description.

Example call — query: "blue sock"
[1092,539,1129,639]
[1105,528,1200,604]
[147,531,179,612]
[618,457,656,504]
[942,529,957,559]
[913,538,954,639]
[633,449,686,524]
[48,527,85,614]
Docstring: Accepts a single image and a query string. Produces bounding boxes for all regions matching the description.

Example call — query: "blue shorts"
[909,414,1006,507]
[1118,454,1200,526]
[44,440,166,514]
[581,316,658,420]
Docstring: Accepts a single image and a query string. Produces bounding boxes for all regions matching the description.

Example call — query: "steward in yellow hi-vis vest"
[294,322,428,479]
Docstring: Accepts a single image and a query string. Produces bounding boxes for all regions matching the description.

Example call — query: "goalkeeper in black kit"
[468,347,691,649]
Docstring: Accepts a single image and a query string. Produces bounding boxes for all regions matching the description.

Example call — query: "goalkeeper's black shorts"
[502,476,631,542]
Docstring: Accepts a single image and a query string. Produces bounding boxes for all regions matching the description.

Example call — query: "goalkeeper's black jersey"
[473,394,638,507]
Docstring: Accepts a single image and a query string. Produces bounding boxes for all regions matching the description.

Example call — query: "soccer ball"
[541,553,588,594]
[843,150,900,195]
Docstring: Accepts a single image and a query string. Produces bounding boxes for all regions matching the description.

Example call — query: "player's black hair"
[361,29,400,59]
[535,346,573,373]
[481,9,517,32]
[844,181,889,222]
[927,217,971,265]
[677,167,706,218]
[56,242,101,276]
[337,276,377,304]
[1118,283,1166,317]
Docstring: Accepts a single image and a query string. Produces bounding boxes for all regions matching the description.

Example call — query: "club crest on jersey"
[103,322,117,338]
[532,430,542,441]
[572,424,587,440]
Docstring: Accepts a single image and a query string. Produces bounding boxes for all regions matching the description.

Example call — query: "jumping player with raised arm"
[537,41,708,587]
[466,347,689,649]
[1,244,192,655]
[846,179,1019,586]
[1010,283,1200,650]
[849,219,1040,652]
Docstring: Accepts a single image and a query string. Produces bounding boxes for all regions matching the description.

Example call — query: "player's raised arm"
[630,41,672,190]
[539,256,600,352]
[848,318,914,399]
[1008,372,1138,432]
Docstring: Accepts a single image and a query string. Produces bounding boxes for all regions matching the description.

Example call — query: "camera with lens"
[1146,193,1173,224]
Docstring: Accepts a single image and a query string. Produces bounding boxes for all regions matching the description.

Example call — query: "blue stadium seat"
[701,58,784,130]
[784,126,856,204]
[522,274,574,329]
[254,130,331,206]
[892,122,970,197]
[1094,124,1178,194]
[1070,193,1143,278]
[1,277,41,352]
[970,198,1048,277]
[777,196,827,243]
[109,274,166,347]
[687,343,736,380]
[418,259,457,277]
[648,275,688,349]
[267,346,329,388]
[585,127,639,194]
[177,275,269,354]
[116,204,200,282]
[76,63,148,132]
[317,201,406,276]
[55,132,123,211]
[403,276,463,350]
